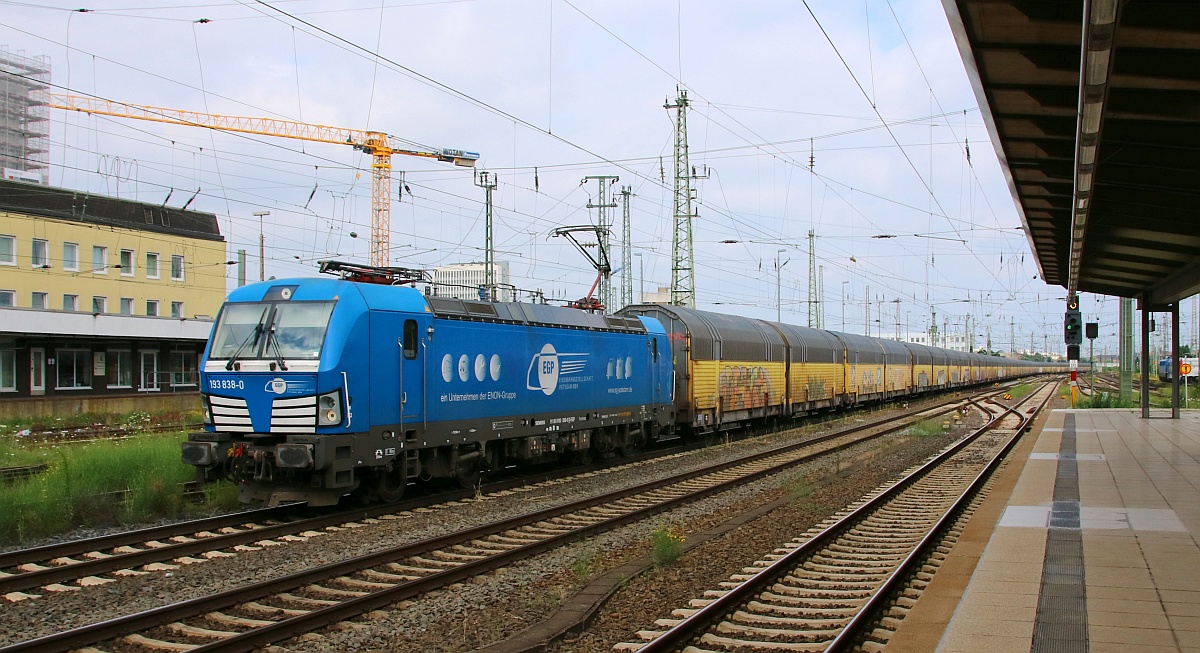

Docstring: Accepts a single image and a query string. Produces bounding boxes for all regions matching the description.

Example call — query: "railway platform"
[888,408,1200,653]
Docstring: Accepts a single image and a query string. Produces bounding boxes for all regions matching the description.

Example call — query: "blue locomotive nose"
[205,372,321,434]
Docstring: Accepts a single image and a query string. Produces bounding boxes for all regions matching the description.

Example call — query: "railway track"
[0,444,699,601]
[4,421,203,444]
[0,464,47,483]
[0,382,1012,604]
[0,386,1019,653]
[613,380,1055,653]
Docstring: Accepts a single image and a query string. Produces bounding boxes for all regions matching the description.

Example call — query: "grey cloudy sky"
[2,0,1090,353]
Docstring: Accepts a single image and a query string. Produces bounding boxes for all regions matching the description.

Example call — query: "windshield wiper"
[225,312,268,370]
[265,325,289,372]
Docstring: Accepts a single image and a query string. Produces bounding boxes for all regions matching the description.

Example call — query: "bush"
[651,525,686,567]
[1080,391,1133,409]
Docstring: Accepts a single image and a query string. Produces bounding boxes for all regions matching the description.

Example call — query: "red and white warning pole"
[1070,359,1078,408]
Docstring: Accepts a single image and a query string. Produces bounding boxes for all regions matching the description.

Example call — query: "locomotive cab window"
[403,320,418,359]
[209,300,335,361]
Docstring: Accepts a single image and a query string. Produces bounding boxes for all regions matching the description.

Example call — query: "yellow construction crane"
[49,94,479,267]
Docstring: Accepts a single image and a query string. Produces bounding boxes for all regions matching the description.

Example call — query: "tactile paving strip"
[1032,413,1088,653]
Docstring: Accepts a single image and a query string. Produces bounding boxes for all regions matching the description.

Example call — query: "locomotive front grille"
[271,395,317,433]
[210,396,252,432]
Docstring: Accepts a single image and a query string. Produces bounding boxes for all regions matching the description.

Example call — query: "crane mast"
[49,94,479,267]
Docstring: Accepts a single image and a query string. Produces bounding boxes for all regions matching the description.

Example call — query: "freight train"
[182,261,1060,506]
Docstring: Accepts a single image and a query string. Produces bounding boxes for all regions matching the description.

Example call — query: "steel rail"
[0,385,1015,653]
[635,381,1054,652]
[0,383,1003,594]
[0,444,693,594]
[825,382,1054,652]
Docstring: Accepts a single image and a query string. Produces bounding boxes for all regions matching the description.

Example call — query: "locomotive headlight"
[318,390,342,426]
[201,396,213,425]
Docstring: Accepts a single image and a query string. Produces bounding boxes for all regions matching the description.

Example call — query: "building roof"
[945,0,1200,306]
[0,178,224,242]
[0,306,214,342]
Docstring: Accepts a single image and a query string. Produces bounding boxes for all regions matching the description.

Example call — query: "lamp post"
[841,281,849,331]
[252,211,270,281]
[775,249,788,322]
[634,253,644,304]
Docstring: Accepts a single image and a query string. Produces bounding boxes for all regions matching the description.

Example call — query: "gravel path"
[0,394,976,650]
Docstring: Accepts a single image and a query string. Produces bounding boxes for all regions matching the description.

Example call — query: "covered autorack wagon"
[829,331,887,402]
[618,305,786,430]
[903,341,936,389]
[769,322,846,411]
[878,337,914,397]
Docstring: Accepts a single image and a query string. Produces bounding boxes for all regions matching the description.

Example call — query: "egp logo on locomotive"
[526,343,588,396]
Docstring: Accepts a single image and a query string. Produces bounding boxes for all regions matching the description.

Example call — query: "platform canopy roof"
[945,0,1200,307]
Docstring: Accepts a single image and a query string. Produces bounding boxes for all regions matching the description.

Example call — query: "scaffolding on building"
[0,47,50,184]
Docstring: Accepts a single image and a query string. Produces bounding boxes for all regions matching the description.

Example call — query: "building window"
[107,350,133,388]
[0,349,14,391]
[63,243,79,271]
[0,235,13,265]
[170,351,197,386]
[171,301,184,318]
[146,252,159,279]
[120,249,134,276]
[141,351,158,391]
[146,300,158,316]
[63,294,78,311]
[120,297,134,315]
[93,246,108,273]
[31,292,47,309]
[56,349,92,389]
[0,290,13,307]
[31,239,48,268]
[171,254,184,281]
[92,296,107,314]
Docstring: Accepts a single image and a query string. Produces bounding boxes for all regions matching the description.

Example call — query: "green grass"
[907,418,945,438]
[0,409,200,437]
[0,433,228,545]
[1009,384,1034,399]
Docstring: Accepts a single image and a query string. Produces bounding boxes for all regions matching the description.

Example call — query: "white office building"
[430,262,514,302]
[894,330,972,352]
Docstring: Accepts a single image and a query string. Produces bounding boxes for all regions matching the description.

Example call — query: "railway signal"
[1065,294,1081,407]
[1064,295,1083,346]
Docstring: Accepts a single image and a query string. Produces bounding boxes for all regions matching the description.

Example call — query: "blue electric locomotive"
[182,262,675,506]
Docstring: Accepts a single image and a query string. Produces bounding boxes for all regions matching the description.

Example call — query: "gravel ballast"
[0,393,994,650]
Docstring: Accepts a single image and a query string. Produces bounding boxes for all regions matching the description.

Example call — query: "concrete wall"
[0,391,200,420]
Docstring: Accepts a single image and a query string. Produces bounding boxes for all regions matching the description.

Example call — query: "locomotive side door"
[398,317,424,437]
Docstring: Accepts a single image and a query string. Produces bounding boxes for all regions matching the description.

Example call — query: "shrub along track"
[606,381,1056,653]
[0,384,1022,653]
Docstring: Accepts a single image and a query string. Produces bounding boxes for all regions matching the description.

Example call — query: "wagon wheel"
[373,464,407,503]
[455,455,482,490]
[569,446,595,466]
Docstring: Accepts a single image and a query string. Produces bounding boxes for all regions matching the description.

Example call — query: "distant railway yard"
[0,378,1062,653]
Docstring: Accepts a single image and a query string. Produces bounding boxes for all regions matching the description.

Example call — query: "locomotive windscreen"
[210,300,336,360]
